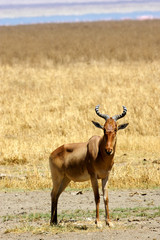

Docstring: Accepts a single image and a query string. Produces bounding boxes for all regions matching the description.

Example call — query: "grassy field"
[0,20,160,190]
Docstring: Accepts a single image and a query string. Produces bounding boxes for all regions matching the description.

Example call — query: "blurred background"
[0,0,160,25]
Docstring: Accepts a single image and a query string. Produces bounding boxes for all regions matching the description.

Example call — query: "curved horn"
[95,105,110,120]
[112,106,127,121]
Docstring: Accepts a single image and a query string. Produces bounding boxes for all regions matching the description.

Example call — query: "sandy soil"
[0,189,160,240]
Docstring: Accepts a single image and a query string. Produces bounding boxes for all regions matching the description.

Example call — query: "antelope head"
[92,105,129,155]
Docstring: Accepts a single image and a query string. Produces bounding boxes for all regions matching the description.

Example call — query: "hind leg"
[57,176,70,198]
[50,176,70,225]
[50,180,61,225]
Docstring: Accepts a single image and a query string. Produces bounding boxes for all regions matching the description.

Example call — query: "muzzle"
[105,148,113,155]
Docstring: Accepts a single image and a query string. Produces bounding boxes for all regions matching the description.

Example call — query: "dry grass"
[1,20,160,65]
[0,21,160,190]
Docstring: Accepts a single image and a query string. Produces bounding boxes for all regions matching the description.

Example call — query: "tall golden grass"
[0,21,160,190]
[1,20,160,66]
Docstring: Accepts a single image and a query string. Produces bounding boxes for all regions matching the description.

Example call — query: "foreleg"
[90,175,101,227]
[102,176,114,227]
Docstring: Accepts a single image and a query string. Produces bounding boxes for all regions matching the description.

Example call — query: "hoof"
[50,221,57,226]
[50,221,53,226]
[95,220,103,229]
[106,220,114,228]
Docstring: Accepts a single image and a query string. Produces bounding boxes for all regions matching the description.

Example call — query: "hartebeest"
[49,105,128,227]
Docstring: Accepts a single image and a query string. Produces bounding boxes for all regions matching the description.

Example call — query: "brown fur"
[49,116,128,227]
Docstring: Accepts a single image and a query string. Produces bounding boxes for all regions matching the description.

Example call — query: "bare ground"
[0,189,160,240]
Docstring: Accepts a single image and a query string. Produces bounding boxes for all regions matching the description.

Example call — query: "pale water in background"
[0,0,160,25]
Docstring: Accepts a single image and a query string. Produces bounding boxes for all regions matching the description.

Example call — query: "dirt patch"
[0,189,160,239]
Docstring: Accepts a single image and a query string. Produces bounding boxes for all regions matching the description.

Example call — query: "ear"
[92,121,104,129]
[118,123,129,130]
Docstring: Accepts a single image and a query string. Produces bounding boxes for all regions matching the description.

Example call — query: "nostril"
[105,149,112,155]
